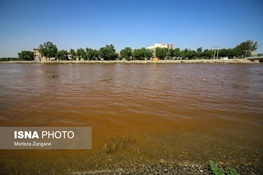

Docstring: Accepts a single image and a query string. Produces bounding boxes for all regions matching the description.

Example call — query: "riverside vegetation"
[208,160,240,175]
[102,136,241,174]
[101,136,241,174]
[0,40,261,61]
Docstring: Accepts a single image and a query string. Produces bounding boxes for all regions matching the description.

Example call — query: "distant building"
[33,48,53,61]
[147,43,174,57]
[33,48,43,61]
[147,43,173,50]
[167,44,173,49]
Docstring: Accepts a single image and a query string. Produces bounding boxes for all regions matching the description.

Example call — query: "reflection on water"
[0,63,262,174]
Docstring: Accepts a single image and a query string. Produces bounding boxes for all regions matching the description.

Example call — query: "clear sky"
[0,0,262,57]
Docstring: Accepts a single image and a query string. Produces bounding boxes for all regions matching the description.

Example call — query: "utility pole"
[212,48,219,59]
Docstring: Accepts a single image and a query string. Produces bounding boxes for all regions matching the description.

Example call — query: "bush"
[208,160,240,175]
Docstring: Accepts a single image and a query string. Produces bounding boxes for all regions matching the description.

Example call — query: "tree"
[203,49,213,59]
[173,48,181,58]
[144,48,153,59]
[133,48,152,60]
[86,48,97,60]
[188,49,196,59]
[235,40,258,58]
[18,51,34,61]
[76,48,86,60]
[93,49,99,60]
[227,48,235,58]
[0,57,19,61]
[86,48,95,60]
[166,48,174,60]
[39,41,58,60]
[69,49,76,60]
[181,48,189,59]
[56,50,68,60]
[99,44,118,60]
[219,48,235,58]
[196,47,202,58]
[120,47,133,60]
[156,47,167,60]
[133,49,142,60]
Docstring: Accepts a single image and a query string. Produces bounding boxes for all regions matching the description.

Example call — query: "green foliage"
[28,40,259,62]
[173,48,181,58]
[76,48,86,60]
[56,50,68,60]
[187,49,197,59]
[99,44,118,60]
[133,48,152,60]
[120,47,133,60]
[86,48,98,60]
[234,40,258,58]
[219,48,231,57]
[93,49,99,60]
[142,48,153,60]
[0,57,19,61]
[209,160,225,175]
[208,160,240,175]
[39,41,58,59]
[166,48,174,59]
[155,47,168,60]
[197,47,202,54]
[18,51,34,61]
[133,49,141,60]
[157,40,257,60]
[203,49,213,59]
[181,48,188,59]
[69,49,76,60]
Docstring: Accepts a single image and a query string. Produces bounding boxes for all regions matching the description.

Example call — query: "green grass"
[208,160,240,175]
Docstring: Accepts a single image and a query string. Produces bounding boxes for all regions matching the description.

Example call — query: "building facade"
[33,48,48,61]
[147,43,174,57]
[33,48,41,61]
[33,48,56,61]
[167,44,173,50]
[147,43,174,50]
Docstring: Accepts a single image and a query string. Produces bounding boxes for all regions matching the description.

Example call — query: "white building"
[147,43,173,50]
[33,48,46,61]
[147,43,173,57]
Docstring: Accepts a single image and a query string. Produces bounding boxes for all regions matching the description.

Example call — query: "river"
[0,63,262,174]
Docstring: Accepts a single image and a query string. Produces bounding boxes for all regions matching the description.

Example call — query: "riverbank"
[2,159,261,175]
[0,59,259,64]
[69,162,262,175]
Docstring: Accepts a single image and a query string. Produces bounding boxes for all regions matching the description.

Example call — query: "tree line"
[39,40,259,61]
[0,51,34,61]
[155,40,259,60]
[0,40,259,61]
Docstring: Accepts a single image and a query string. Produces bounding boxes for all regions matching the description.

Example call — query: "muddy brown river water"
[0,63,262,174]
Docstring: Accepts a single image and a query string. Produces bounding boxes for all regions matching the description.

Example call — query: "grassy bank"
[0,59,258,64]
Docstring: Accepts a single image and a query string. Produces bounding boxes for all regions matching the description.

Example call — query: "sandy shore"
[0,59,259,64]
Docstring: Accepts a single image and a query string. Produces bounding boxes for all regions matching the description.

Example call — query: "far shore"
[0,59,260,64]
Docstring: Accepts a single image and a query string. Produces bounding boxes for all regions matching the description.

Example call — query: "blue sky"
[0,0,262,57]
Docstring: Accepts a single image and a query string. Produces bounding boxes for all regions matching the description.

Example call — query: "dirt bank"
[0,59,259,64]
